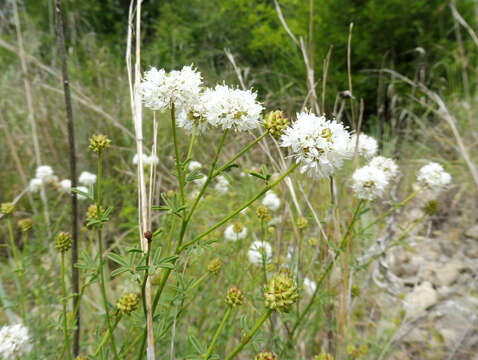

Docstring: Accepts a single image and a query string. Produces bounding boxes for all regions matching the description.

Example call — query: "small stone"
[436,262,463,287]
[465,224,478,240]
[405,282,438,316]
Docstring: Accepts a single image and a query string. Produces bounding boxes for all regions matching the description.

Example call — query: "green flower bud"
[76,356,88,360]
[208,258,222,275]
[296,216,308,230]
[55,232,72,252]
[254,351,277,360]
[89,134,111,153]
[263,110,289,139]
[264,269,298,312]
[351,284,361,298]
[308,237,318,246]
[314,353,334,360]
[256,206,271,222]
[116,292,141,314]
[1,202,14,216]
[225,286,243,307]
[423,200,439,216]
[86,204,104,223]
[17,218,32,233]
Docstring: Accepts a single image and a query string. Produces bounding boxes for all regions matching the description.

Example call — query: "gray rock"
[465,224,478,239]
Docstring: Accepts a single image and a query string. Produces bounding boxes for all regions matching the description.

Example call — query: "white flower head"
[224,223,247,241]
[147,155,159,165]
[176,97,210,134]
[280,112,352,179]
[140,65,202,113]
[35,165,54,183]
[76,186,89,200]
[303,277,317,296]
[262,191,281,212]
[193,175,207,187]
[0,323,31,359]
[215,175,229,194]
[188,161,202,171]
[133,153,149,165]
[58,179,71,193]
[349,133,378,159]
[29,178,43,193]
[79,171,97,186]
[369,156,399,181]
[416,162,451,194]
[248,240,272,266]
[202,84,263,131]
[352,165,389,200]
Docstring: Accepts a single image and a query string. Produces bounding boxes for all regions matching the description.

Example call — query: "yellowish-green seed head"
[256,206,271,222]
[263,110,289,139]
[254,351,277,360]
[89,134,111,153]
[351,284,361,298]
[225,286,244,307]
[86,204,104,223]
[423,200,439,216]
[55,232,72,252]
[264,269,298,312]
[208,258,222,275]
[296,216,309,230]
[17,218,32,233]
[75,356,88,360]
[314,353,334,360]
[116,292,141,314]
[1,202,14,216]
[232,221,244,234]
[308,237,318,246]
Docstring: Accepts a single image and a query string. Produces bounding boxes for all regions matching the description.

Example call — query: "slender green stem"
[212,132,268,177]
[186,125,198,161]
[166,217,177,256]
[93,315,122,356]
[171,102,185,205]
[180,163,299,252]
[6,218,25,319]
[204,306,232,360]
[141,241,152,317]
[96,152,118,358]
[61,252,72,360]
[224,309,273,360]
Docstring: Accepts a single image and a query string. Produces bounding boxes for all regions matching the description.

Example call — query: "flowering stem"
[180,163,299,252]
[171,102,185,206]
[203,306,232,360]
[96,152,118,358]
[186,125,198,161]
[212,132,268,177]
[224,309,273,360]
[61,252,72,360]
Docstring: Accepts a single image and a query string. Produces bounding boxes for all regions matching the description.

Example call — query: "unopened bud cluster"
[89,134,111,153]
[296,216,308,230]
[208,258,222,274]
[263,110,289,139]
[423,200,439,216]
[1,202,14,216]
[86,204,104,222]
[55,232,72,252]
[116,293,141,314]
[225,286,243,307]
[256,206,271,222]
[17,219,32,233]
[254,351,277,360]
[264,269,298,312]
[314,353,334,360]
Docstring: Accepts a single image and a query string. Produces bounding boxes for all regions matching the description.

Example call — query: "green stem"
[186,125,198,161]
[93,315,122,356]
[96,152,118,358]
[212,132,268,177]
[61,252,72,360]
[141,241,152,317]
[204,306,232,360]
[224,309,273,360]
[6,218,25,320]
[171,102,185,205]
[180,163,299,252]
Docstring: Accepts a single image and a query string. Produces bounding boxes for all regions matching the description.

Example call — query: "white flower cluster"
[351,156,399,201]
[248,240,272,266]
[0,323,31,359]
[262,191,281,211]
[416,162,451,195]
[303,277,317,296]
[280,112,352,179]
[349,133,378,159]
[215,175,230,194]
[132,153,159,166]
[224,223,247,241]
[140,66,263,133]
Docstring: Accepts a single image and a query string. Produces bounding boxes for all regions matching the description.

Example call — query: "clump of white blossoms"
[133,153,159,166]
[76,186,89,200]
[224,222,247,241]
[351,165,389,200]
[58,179,71,193]
[202,84,263,131]
[188,161,202,171]
[369,156,399,181]
[303,277,317,296]
[35,165,54,183]
[215,175,230,194]
[280,112,352,179]
[79,171,97,186]
[416,162,452,195]
[262,191,281,212]
[248,240,272,266]
[29,178,43,193]
[0,323,31,359]
[140,65,202,112]
[349,133,378,159]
